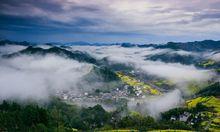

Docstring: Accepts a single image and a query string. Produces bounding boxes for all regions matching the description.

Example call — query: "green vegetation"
[187,81,217,96]
[186,96,220,111]
[161,104,209,131]
[0,101,52,131]
[216,68,220,73]
[187,82,205,95]
[0,75,219,131]
[160,90,220,131]
[110,110,192,131]
[99,130,138,132]
[0,99,111,131]
[92,66,120,81]
[186,96,220,131]
[198,60,215,68]
[0,98,203,131]
[196,82,220,97]
[116,72,161,95]
[153,80,173,87]
[149,130,193,132]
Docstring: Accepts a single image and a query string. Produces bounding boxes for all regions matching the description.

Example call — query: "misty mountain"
[146,53,198,65]
[118,40,220,52]
[0,39,220,131]
[196,82,220,97]
[120,43,137,47]
[64,41,91,46]
[115,40,220,52]
[1,39,220,52]
[155,40,220,51]
[0,40,35,46]
[4,46,97,64]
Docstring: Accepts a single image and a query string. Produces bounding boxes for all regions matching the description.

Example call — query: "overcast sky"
[0,0,220,43]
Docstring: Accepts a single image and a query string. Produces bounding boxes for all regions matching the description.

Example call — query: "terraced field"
[186,96,220,131]
[116,72,161,95]
[153,80,173,87]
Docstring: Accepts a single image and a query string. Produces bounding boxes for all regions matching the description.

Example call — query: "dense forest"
[0,98,211,131]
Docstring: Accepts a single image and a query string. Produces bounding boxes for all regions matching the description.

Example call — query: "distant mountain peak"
[64,41,91,46]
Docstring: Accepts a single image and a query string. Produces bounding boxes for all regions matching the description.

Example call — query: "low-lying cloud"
[70,45,214,117]
[138,61,213,84]
[208,52,220,62]
[128,89,183,118]
[0,44,26,55]
[0,44,216,117]
[0,54,92,102]
[71,45,214,85]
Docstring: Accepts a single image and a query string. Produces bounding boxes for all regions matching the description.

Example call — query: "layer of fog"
[0,54,92,102]
[0,44,216,117]
[71,45,198,60]
[128,89,183,118]
[0,44,26,55]
[71,45,213,85]
[205,51,220,62]
[70,45,214,117]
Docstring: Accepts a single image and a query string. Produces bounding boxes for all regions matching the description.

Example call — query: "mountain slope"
[4,46,97,64]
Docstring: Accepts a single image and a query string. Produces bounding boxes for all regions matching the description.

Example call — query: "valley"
[0,40,220,131]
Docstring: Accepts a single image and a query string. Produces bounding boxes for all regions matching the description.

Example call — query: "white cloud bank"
[72,45,214,85]
[0,44,26,55]
[0,54,92,101]
[128,89,183,118]
[208,52,220,62]
[0,45,216,117]
[139,61,213,84]
[73,45,216,117]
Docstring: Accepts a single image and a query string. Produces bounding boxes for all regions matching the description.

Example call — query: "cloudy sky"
[0,0,220,43]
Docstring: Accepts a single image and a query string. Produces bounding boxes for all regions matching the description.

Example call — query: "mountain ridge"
[1,39,220,49]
